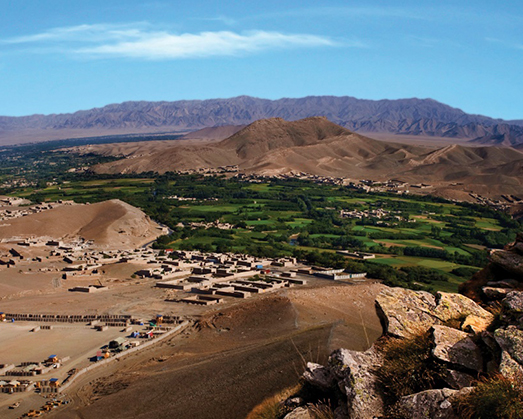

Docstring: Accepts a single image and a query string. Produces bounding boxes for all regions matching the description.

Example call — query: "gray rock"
[375,287,439,338]
[329,347,384,419]
[503,291,523,313]
[375,287,493,339]
[303,362,334,391]
[499,350,523,381]
[431,325,483,372]
[490,250,523,278]
[482,286,511,300]
[495,326,523,365]
[284,407,312,419]
[486,279,519,288]
[433,292,494,326]
[442,369,475,389]
[397,388,459,419]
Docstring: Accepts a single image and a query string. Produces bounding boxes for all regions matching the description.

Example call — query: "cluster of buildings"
[184,221,235,230]
[0,177,34,189]
[170,165,239,175]
[340,208,394,220]
[0,355,68,395]
[0,200,74,222]
[0,355,68,378]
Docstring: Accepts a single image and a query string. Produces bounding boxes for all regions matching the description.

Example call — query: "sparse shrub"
[376,331,447,404]
[456,375,523,419]
[309,401,335,419]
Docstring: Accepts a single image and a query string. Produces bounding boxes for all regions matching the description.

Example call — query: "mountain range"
[84,117,523,200]
[1,96,522,147]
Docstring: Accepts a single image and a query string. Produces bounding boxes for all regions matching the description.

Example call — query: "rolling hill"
[87,117,523,199]
[0,200,165,249]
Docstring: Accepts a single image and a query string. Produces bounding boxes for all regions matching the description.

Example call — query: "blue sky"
[1,0,522,119]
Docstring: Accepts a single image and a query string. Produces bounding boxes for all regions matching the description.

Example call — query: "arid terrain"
[2,95,523,146]
[70,117,523,200]
[48,282,383,419]
[0,199,165,249]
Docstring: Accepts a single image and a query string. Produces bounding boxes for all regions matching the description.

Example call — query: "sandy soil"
[46,282,384,419]
[0,200,164,249]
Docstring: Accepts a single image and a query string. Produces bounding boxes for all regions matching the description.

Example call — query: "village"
[0,229,369,418]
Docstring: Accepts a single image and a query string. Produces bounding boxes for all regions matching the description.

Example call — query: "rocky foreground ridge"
[276,234,523,419]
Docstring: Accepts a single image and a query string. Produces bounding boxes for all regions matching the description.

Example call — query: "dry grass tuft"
[456,375,523,419]
[309,401,336,419]
[246,385,301,419]
[376,330,447,403]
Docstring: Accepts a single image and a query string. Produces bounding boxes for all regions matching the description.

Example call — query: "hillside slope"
[89,117,523,199]
[0,200,164,249]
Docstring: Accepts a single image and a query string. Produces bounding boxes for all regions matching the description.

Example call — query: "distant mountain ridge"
[1,95,522,146]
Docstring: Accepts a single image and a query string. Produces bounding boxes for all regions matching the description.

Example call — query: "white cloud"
[79,30,338,59]
[3,23,148,44]
[2,24,343,60]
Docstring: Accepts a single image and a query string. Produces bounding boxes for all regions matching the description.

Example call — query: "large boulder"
[375,287,493,338]
[499,350,523,381]
[494,326,523,365]
[397,388,472,419]
[329,347,384,419]
[431,325,483,372]
[283,407,312,419]
[502,291,523,313]
[489,249,523,278]
[433,292,494,328]
[303,362,334,391]
[375,288,439,338]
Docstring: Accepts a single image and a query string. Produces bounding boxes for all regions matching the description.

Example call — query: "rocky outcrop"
[461,233,523,301]
[495,326,523,366]
[283,407,312,419]
[329,347,384,419]
[375,288,437,338]
[503,291,523,313]
[282,287,500,418]
[375,287,493,338]
[396,388,472,419]
[281,236,523,419]
[431,325,483,371]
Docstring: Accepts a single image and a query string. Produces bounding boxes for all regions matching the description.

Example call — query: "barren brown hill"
[89,117,523,199]
[0,200,164,249]
[179,124,245,141]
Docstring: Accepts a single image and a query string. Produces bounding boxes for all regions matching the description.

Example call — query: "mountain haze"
[1,96,522,146]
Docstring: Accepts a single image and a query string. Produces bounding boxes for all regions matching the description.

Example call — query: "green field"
[2,158,520,293]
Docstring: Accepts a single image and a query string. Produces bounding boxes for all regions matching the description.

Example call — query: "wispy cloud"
[485,37,523,50]
[249,6,427,22]
[2,23,344,60]
[4,23,149,44]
